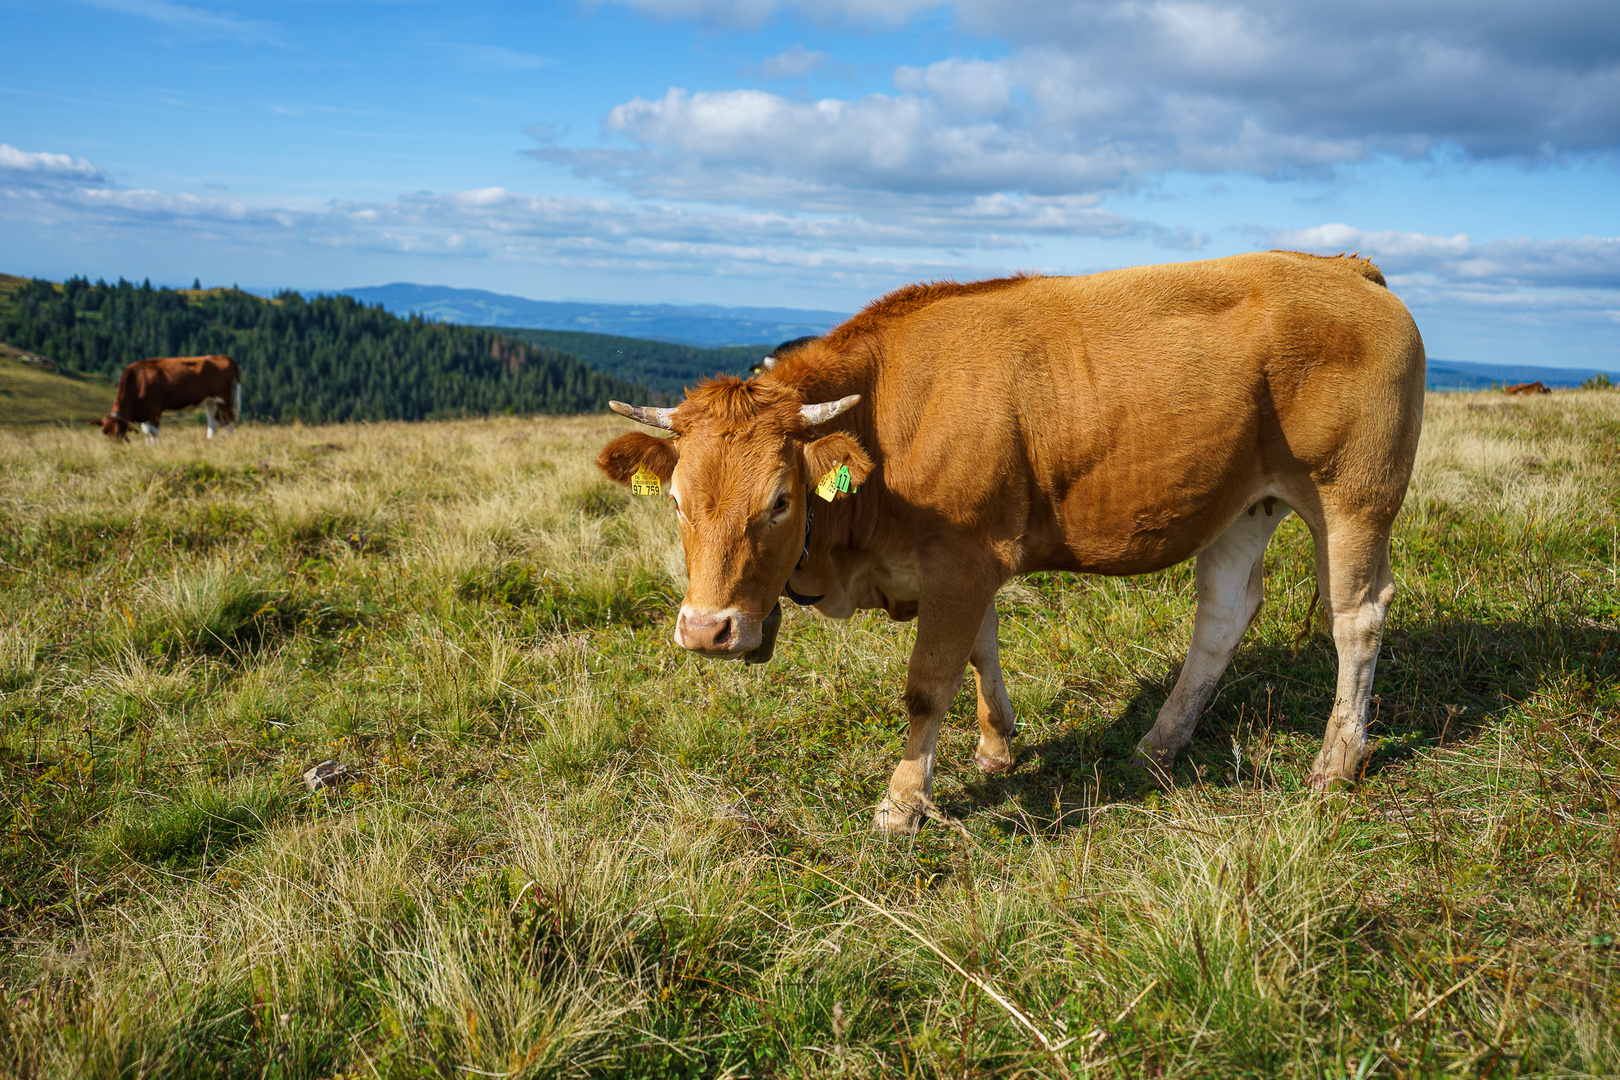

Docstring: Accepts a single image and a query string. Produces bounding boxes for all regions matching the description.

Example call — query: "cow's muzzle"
[675,604,770,659]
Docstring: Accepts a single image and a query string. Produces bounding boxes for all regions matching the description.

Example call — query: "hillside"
[340,281,846,346]
[0,275,654,424]
[499,327,764,396]
[0,344,114,426]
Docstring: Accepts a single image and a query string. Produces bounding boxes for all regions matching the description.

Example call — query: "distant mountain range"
[338,283,847,348]
[1425,359,1615,391]
[340,282,1615,392]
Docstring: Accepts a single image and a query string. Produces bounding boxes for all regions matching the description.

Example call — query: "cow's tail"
[232,371,242,427]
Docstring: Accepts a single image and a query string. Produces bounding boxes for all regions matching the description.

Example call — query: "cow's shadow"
[947,615,1618,837]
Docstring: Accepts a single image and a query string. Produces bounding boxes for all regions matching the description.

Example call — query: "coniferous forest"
[499,327,765,398]
[0,276,653,422]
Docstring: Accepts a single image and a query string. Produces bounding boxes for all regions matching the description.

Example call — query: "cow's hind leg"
[970,602,1018,773]
[204,397,221,439]
[1134,501,1291,776]
[1308,517,1397,788]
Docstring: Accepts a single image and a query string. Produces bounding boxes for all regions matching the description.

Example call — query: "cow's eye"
[771,492,790,516]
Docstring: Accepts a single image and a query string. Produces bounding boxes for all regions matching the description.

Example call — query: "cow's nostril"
[712,618,732,647]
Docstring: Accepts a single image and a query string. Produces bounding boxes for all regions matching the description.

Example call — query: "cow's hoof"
[873,799,923,835]
[974,749,1015,774]
[1306,771,1352,792]
[1130,741,1175,782]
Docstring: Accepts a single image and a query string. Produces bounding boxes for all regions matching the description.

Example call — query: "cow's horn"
[800,395,861,426]
[609,401,677,429]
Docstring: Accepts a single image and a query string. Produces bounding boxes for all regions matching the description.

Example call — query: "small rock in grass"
[302,759,351,792]
[713,803,764,831]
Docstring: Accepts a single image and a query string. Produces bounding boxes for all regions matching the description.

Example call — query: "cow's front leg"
[875,567,1000,835]
[971,601,1018,773]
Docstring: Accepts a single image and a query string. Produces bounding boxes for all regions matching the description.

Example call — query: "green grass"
[0,346,114,427]
[0,392,1617,1078]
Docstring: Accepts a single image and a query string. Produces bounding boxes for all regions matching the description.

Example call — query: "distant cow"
[1504,381,1550,395]
[92,355,241,442]
[750,335,820,375]
[599,251,1426,833]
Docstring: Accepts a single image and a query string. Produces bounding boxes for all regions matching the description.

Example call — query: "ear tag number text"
[816,464,855,502]
[631,466,662,497]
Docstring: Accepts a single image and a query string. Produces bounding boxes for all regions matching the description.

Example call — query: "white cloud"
[349,185,1183,258]
[755,44,831,79]
[579,0,1620,205]
[893,57,1015,117]
[0,145,1192,291]
[1274,225,1473,262]
[74,186,307,229]
[0,144,104,183]
[557,86,1138,200]
[1271,224,1620,290]
[440,43,553,72]
[594,0,941,28]
[5,142,1612,352]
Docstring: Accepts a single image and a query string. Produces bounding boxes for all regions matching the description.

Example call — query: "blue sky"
[2,0,1618,366]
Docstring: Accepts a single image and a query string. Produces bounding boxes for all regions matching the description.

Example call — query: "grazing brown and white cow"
[92,354,241,443]
[599,251,1426,833]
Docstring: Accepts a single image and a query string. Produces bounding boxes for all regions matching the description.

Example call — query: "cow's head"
[598,377,873,661]
[89,416,130,440]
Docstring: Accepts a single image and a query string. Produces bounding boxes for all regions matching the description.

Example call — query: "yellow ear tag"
[816,464,854,502]
[631,466,662,497]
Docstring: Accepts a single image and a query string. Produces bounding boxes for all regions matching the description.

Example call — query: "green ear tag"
[816,464,857,501]
[631,466,662,497]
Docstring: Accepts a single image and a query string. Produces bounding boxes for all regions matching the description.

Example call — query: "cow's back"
[867,252,1424,575]
[115,355,238,422]
[149,354,237,396]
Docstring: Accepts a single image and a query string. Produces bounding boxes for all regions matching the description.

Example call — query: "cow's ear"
[802,431,874,497]
[598,432,679,486]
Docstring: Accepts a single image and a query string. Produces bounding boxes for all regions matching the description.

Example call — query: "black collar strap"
[783,505,824,606]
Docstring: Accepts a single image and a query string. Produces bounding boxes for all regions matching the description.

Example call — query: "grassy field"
[0,346,114,427]
[0,391,1616,1078]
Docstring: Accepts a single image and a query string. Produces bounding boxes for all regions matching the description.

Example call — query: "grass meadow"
[0,392,1617,1078]
[0,350,114,428]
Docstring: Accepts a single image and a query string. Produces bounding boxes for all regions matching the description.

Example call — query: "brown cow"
[92,354,240,442]
[1503,381,1550,395]
[599,251,1426,832]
